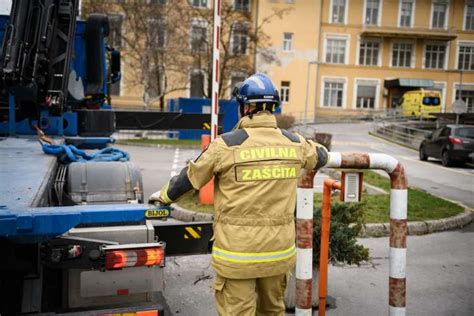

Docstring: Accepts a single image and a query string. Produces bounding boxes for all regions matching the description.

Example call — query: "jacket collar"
[235,112,277,129]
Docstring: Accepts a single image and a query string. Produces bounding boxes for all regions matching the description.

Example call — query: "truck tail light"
[103,243,165,270]
[449,137,462,145]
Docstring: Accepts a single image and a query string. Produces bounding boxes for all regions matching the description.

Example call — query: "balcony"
[361,25,457,41]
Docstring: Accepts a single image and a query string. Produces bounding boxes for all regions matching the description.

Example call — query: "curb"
[116,141,200,149]
[172,203,473,237]
[359,210,474,237]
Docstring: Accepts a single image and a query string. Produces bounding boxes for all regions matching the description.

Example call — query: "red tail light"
[104,244,165,270]
[449,137,462,145]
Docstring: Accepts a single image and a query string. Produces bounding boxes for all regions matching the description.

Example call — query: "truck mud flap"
[153,221,213,256]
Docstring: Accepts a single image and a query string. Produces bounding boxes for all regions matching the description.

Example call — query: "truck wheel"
[441,151,451,167]
[419,146,428,161]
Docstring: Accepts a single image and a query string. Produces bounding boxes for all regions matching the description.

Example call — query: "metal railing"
[371,120,434,150]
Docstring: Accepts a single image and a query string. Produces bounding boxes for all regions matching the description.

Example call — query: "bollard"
[295,169,316,315]
[199,135,214,204]
[326,152,408,316]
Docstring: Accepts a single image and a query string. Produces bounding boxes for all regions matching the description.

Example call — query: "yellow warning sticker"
[184,226,201,239]
[145,208,170,218]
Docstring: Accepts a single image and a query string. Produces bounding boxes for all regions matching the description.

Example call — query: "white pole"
[211,0,221,140]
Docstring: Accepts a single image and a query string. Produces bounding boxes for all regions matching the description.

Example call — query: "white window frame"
[234,0,251,12]
[283,32,293,52]
[433,81,447,112]
[189,19,208,51]
[190,0,209,9]
[280,81,291,103]
[430,0,449,30]
[352,78,381,110]
[323,33,350,65]
[464,0,474,31]
[320,76,348,108]
[188,69,208,98]
[398,0,416,28]
[422,41,448,70]
[231,22,249,55]
[390,40,416,68]
[455,40,474,71]
[452,82,474,112]
[363,0,383,26]
[329,0,348,25]
[228,72,247,98]
[356,36,382,67]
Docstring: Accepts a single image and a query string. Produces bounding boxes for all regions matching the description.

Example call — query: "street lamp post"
[303,61,318,136]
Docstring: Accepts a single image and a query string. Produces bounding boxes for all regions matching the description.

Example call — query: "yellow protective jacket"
[159,112,327,279]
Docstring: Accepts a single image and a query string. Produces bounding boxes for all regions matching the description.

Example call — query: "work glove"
[148,190,167,205]
[147,191,172,219]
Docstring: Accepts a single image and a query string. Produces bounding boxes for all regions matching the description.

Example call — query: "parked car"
[419,125,474,166]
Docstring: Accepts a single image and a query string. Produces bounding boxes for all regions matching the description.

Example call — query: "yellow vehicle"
[400,89,442,119]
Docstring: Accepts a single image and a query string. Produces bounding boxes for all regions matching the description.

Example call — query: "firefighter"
[149,73,328,315]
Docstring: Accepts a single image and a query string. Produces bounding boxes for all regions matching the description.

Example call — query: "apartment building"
[258,0,474,119]
[85,0,474,117]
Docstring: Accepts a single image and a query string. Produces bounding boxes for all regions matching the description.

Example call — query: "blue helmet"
[233,73,281,109]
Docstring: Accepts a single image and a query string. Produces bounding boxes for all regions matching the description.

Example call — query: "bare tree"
[81,0,290,107]
[183,1,291,98]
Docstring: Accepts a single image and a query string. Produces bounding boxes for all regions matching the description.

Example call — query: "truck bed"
[0,137,150,243]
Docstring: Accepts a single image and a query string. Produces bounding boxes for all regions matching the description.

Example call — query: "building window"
[466,2,474,30]
[325,37,347,64]
[108,14,123,49]
[190,71,205,98]
[230,75,246,97]
[424,42,446,69]
[432,1,447,29]
[365,0,380,25]
[399,0,414,27]
[149,67,165,99]
[234,0,250,11]
[191,0,208,8]
[359,39,380,66]
[392,42,413,68]
[149,19,166,49]
[231,23,248,55]
[190,21,208,51]
[455,85,474,112]
[283,32,293,51]
[355,80,378,109]
[148,0,167,4]
[280,81,290,103]
[458,43,474,70]
[331,0,346,24]
[323,79,345,107]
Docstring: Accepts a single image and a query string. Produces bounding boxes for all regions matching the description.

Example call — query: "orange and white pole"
[326,153,408,316]
[211,0,221,140]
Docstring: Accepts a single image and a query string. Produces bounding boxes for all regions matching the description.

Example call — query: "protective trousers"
[212,273,287,316]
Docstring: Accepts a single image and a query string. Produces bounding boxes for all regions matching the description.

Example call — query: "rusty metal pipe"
[326,153,408,316]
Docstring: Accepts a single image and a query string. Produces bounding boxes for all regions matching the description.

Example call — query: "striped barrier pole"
[326,152,408,316]
[295,169,316,315]
[211,0,221,141]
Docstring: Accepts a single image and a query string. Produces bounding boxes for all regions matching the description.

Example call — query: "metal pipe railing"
[325,152,408,316]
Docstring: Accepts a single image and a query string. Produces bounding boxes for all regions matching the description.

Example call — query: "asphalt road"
[117,123,474,315]
[296,122,474,208]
